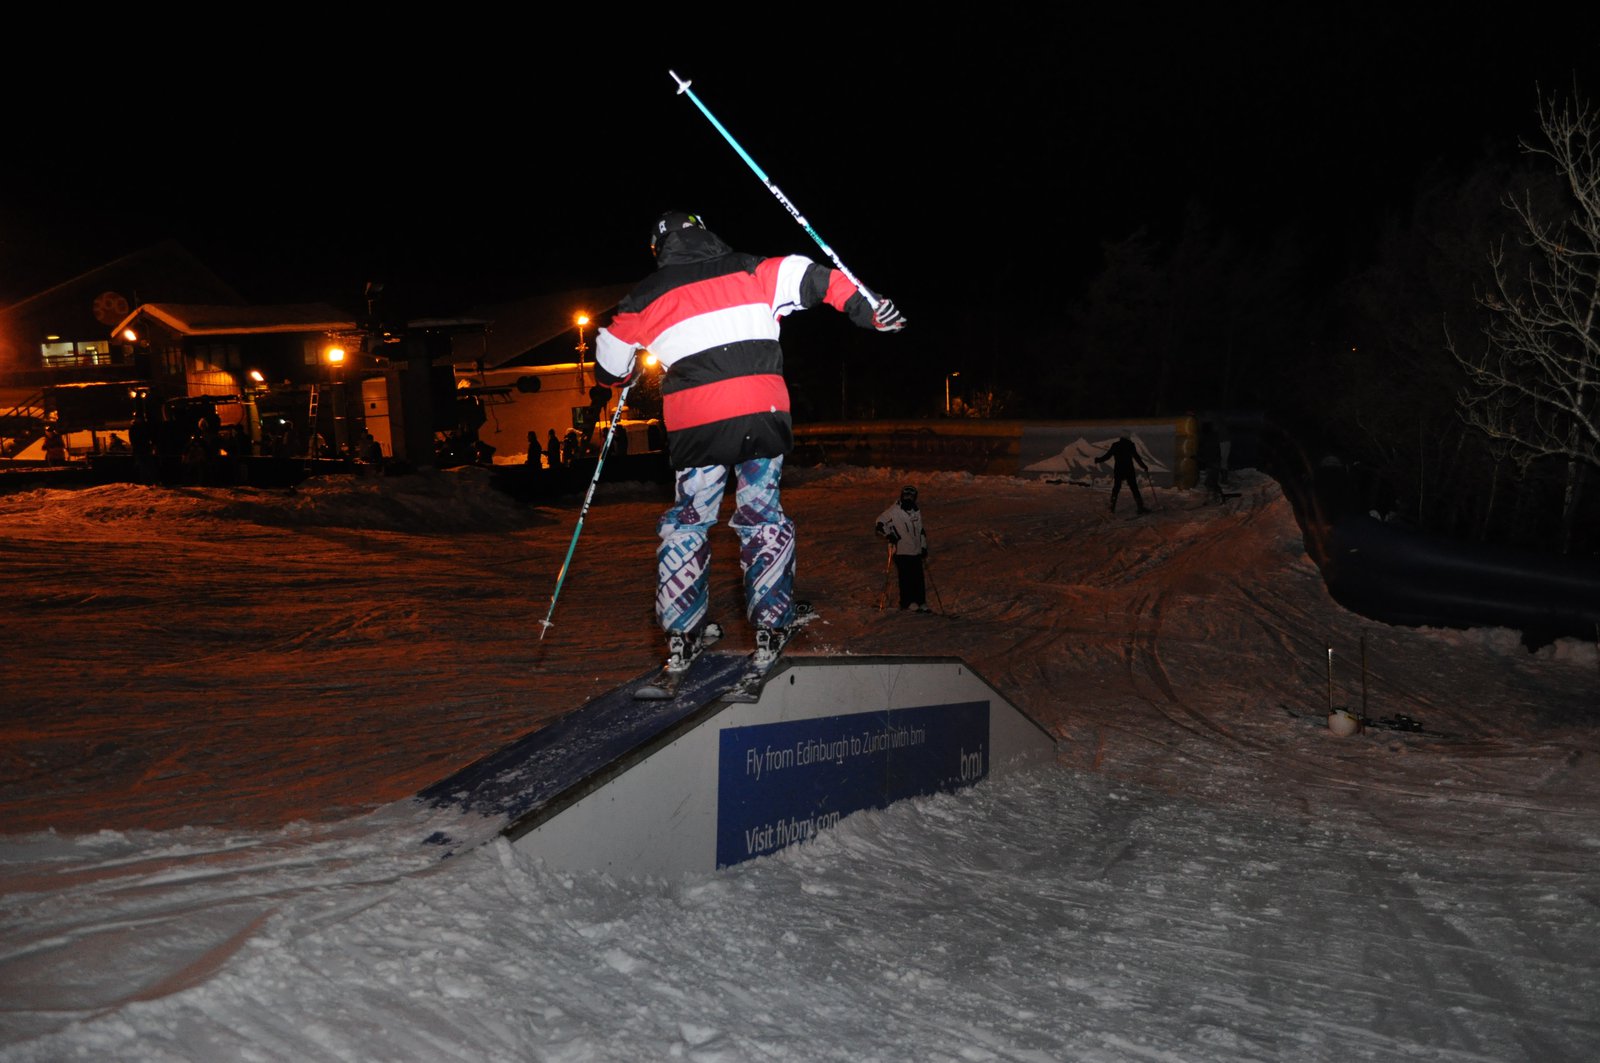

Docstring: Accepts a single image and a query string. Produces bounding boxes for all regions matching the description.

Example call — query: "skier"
[42,423,67,465]
[1197,421,1227,504]
[1094,433,1150,515]
[1206,411,1233,487]
[875,485,930,611]
[595,210,905,677]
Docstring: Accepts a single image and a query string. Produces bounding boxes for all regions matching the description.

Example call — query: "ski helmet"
[900,485,919,508]
[651,211,707,254]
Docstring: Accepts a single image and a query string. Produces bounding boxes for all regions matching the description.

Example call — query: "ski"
[719,627,800,704]
[634,622,723,700]
[1186,492,1241,510]
[1281,704,1342,729]
[718,604,818,704]
[1365,713,1456,739]
[1279,705,1454,739]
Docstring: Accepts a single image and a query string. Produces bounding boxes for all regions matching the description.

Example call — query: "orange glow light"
[121,329,138,342]
[575,313,590,327]
[326,347,346,364]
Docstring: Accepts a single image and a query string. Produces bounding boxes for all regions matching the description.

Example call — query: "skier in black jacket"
[1095,434,1150,515]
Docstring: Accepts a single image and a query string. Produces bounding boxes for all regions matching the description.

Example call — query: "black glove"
[872,298,906,332]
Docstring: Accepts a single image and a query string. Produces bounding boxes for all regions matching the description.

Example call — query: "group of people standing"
[525,427,592,471]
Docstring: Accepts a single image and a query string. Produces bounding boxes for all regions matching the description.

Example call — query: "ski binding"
[720,625,801,704]
[634,622,723,700]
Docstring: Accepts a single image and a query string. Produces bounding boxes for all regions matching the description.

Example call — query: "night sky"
[4,16,1595,360]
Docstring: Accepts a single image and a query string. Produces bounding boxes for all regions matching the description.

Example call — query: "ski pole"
[1326,647,1334,713]
[538,379,634,639]
[925,555,947,614]
[876,542,892,611]
[669,70,881,309]
[1143,468,1159,510]
[1360,628,1368,720]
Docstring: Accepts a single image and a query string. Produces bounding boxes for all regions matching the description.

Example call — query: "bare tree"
[1322,157,1505,536]
[1450,85,1600,553]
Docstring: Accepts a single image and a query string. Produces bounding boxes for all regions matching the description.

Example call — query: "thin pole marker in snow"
[1360,629,1369,717]
[1143,468,1160,510]
[539,379,635,639]
[876,542,892,611]
[925,554,947,615]
[669,70,881,309]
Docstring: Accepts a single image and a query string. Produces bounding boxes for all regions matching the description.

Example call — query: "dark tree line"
[1028,204,1311,421]
[1020,86,1598,559]
[1330,87,1599,557]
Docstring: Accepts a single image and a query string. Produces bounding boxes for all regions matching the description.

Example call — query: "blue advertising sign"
[715,701,990,868]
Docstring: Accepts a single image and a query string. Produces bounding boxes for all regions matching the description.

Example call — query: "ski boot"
[667,621,722,673]
[751,625,792,672]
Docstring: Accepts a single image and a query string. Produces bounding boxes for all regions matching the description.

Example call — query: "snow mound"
[0,467,548,534]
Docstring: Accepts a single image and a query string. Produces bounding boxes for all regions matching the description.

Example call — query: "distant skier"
[1206,411,1233,487]
[360,431,384,476]
[41,423,66,465]
[1095,433,1150,515]
[594,210,905,677]
[875,485,930,611]
[1198,421,1227,504]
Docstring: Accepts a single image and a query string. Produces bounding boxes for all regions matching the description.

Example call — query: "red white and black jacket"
[595,228,877,469]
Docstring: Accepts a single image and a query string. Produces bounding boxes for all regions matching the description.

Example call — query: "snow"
[1,464,1596,1062]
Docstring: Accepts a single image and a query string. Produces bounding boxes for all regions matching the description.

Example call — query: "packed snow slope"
[0,465,1595,1062]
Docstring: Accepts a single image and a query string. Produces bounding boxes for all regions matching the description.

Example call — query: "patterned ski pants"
[656,456,795,635]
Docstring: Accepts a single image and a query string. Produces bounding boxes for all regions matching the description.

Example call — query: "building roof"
[0,239,244,317]
[0,241,253,369]
[111,303,361,337]
[467,283,633,369]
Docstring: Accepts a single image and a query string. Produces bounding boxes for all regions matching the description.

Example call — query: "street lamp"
[945,371,960,415]
[575,312,591,389]
[324,346,348,456]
